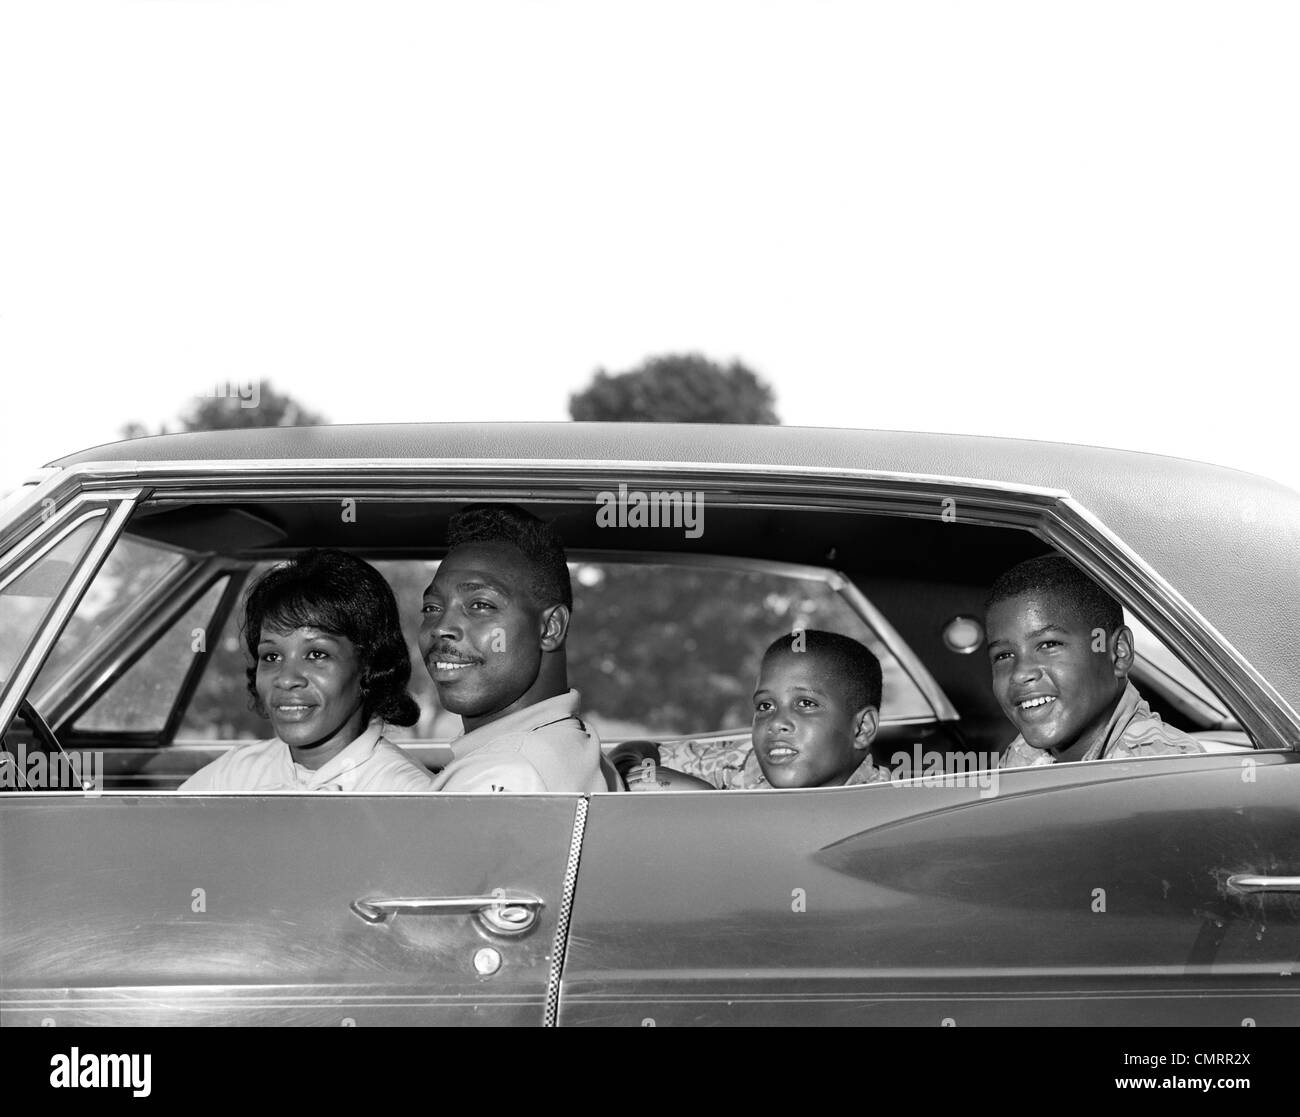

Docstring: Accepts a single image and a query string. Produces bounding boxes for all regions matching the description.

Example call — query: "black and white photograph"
[0,0,1295,1084]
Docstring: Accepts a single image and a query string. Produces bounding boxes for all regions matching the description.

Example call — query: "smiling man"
[418,505,604,793]
[985,555,1203,768]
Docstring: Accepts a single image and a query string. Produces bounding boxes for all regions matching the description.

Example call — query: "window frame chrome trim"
[0,508,108,596]
[0,469,86,556]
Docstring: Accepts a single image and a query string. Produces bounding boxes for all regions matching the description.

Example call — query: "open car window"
[4,489,1268,793]
[554,558,933,739]
[174,556,938,744]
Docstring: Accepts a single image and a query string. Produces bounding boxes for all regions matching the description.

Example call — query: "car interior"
[1,494,1252,792]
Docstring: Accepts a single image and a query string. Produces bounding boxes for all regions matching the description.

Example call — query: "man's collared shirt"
[429,689,604,794]
[180,719,438,792]
[999,681,1204,769]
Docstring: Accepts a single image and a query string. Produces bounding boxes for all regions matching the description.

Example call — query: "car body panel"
[560,752,1300,1025]
[0,794,578,1026]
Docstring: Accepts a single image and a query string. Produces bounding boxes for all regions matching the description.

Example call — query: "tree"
[569,353,779,424]
[119,380,327,438]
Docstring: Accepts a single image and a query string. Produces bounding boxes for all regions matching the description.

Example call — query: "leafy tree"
[119,380,326,438]
[569,353,779,424]
[179,382,326,431]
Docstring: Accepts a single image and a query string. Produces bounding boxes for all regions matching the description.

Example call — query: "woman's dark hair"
[243,548,419,727]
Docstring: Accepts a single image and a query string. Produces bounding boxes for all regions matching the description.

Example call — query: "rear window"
[176,557,934,743]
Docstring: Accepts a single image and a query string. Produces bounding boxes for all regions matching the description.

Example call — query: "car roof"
[44,422,1300,718]
[40,420,1288,487]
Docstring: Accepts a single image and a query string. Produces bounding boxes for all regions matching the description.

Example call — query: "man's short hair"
[985,554,1124,633]
[763,629,883,712]
[447,504,573,609]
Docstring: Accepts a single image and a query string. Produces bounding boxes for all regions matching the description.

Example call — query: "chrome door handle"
[1226,875,1300,894]
[351,890,543,935]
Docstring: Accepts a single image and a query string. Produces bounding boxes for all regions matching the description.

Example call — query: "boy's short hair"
[243,548,420,727]
[446,504,573,609]
[985,554,1124,633]
[763,629,883,711]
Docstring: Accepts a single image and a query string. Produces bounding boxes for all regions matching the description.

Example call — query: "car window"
[174,556,934,745]
[71,578,230,734]
[15,497,1256,786]
[568,560,931,739]
[0,513,105,690]
[33,536,187,692]
[1127,613,1238,730]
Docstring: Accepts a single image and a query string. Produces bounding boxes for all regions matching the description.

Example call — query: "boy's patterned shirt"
[999,682,1204,768]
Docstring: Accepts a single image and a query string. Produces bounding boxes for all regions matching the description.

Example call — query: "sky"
[1,1,1297,496]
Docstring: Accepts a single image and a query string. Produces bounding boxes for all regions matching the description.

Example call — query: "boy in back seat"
[986,555,1204,767]
[625,629,890,790]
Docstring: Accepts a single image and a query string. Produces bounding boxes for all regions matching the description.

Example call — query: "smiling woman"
[178,549,435,792]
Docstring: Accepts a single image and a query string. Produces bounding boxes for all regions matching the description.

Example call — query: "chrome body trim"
[544,797,589,1027]
[0,507,107,596]
[32,456,1073,499]
[1226,875,1300,894]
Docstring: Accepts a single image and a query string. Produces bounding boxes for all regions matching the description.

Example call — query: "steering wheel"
[17,698,63,755]
[1,699,68,791]
[607,739,663,780]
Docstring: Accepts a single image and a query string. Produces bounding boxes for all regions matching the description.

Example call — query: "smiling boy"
[418,505,604,793]
[985,555,1203,768]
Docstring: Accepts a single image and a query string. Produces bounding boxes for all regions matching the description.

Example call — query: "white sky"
[1,1,1297,495]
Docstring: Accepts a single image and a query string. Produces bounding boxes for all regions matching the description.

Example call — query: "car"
[1,422,1298,1027]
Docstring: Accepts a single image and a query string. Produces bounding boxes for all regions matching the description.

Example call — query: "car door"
[0,488,581,1026]
[559,749,1300,1025]
[1,791,580,1026]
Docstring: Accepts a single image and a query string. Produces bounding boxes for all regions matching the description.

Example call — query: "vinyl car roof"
[46,422,1300,716]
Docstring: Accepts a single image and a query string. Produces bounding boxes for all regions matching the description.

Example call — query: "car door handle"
[1226,875,1300,894]
[351,890,544,936]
